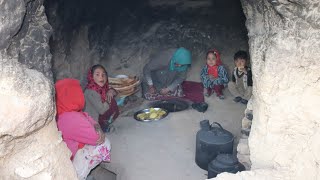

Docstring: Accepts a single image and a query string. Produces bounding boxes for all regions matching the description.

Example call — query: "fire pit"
[150,99,189,112]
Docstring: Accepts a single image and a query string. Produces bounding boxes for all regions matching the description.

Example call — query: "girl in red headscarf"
[200,49,229,99]
[55,78,111,180]
[83,64,119,132]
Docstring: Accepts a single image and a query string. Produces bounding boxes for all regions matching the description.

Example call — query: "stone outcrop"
[236,98,253,170]
[2,0,53,79]
[0,60,77,179]
[211,0,320,179]
[0,0,77,179]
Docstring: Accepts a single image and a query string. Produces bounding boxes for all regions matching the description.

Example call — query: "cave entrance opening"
[44,0,250,179]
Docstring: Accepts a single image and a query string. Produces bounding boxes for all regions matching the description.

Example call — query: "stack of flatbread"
[108,76,140,97]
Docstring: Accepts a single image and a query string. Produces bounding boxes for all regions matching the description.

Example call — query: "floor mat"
[181,81,204,103]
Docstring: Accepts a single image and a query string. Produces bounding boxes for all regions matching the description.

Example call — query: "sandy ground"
[97,89,246,180]
[89,24,248,179]
[88,6,248,178]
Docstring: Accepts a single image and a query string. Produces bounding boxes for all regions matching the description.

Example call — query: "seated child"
[200,49,229,99]
[55,78,111,180]
[228,50,253,104]
[84,64,119,132]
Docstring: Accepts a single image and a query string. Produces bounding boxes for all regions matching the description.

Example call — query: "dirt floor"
[91,88,246,180]
[87,18,249,179]
[86,3,248,178]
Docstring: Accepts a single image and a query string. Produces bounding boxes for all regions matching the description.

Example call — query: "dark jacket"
[231,67,253,87]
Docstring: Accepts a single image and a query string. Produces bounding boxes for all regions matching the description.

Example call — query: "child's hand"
[106,90,115,103]
[148,85,156,94]
[94,124,102,131]
[208,75,216,80]
[110,89,118,96]
[238,67,247,73]
[94,124,105,145]
[160,88,170,95]
[97,130,105,145]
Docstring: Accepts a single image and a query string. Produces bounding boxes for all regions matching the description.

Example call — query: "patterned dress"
[200,65,229,88]
[72,139,111,180]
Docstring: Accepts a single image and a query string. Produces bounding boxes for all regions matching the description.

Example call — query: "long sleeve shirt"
[200,65,229,88]
[84,89,110,122]
[57,112,99,158]
[231,67,253,87]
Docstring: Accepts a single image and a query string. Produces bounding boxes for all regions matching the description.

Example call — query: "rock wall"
[3,0,53,79]
[211,0,320,179]
[0,0,77,179]
[45,0,248,84]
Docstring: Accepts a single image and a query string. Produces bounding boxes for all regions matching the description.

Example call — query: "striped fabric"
[200,65,229,88]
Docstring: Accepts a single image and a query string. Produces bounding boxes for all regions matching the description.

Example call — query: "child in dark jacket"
[228,50,253,104]
[200,49,229,99]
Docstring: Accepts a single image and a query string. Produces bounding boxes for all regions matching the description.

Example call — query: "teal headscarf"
[169,47,192,72]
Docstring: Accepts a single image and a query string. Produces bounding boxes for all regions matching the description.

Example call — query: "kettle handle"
[210,122,224,130]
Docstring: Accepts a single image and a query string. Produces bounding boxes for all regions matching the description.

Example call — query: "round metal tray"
[134,108,169,122]
[150,99,189,112]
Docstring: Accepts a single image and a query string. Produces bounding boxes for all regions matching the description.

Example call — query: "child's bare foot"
[218,95,225,100]
[203,88,210,97]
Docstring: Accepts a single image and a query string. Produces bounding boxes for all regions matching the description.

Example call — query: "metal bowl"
[134,108,169,122]
[150,99,189,112]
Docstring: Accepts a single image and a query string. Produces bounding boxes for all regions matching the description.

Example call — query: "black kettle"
[208,154,245,178]
[195,120,234,170]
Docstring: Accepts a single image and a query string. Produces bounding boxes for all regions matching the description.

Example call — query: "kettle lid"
[208,154,244,172]
[198,122,234,144]
[215,154,238,166]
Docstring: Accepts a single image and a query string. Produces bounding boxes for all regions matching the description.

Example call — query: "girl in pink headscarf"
[200,49,229,99]
[83,64,119,132]
[55,78,111,180]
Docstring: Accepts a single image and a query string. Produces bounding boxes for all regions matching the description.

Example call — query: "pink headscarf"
[55,79,85,115]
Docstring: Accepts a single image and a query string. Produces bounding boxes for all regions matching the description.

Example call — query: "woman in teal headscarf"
[169,47,192,72]
[142,47,192,100]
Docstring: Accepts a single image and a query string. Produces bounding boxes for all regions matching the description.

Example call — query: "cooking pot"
[195,120,234,170]
[208,154,245,178]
